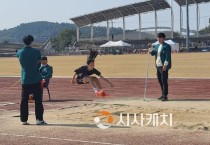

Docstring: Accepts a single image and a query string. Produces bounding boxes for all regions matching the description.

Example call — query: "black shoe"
[161,97,168,102]
[36,120,47,125]
[158,96,163,100]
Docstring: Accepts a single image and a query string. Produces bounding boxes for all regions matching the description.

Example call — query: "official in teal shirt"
[39,56,53,100]
[17,45,42,85]
[17,35,46,125]
[40,56,53,87]
[149,33,172,102]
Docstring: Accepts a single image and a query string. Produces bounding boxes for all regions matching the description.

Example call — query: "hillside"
[1,21,209,44]
[0,21,123,43]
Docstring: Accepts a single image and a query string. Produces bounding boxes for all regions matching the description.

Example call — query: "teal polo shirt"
[39,64,53,79]
[17,46,42,85]
[150,42,172,70]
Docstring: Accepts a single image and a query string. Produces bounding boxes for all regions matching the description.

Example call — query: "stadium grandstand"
[0,40,50,57]
[70,0,210,52]
[0,43,22,57]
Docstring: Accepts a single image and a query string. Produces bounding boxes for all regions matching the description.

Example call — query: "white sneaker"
[36,120,47,125]
[22,122,30,125]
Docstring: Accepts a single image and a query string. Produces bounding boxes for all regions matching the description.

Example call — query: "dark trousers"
[20,82,44,122]
[157,67,169,98]
[44,79,50,87]
[41,79,50,100]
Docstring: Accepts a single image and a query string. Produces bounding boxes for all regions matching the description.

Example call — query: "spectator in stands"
[148,33,172,102]
[17,35,47,125]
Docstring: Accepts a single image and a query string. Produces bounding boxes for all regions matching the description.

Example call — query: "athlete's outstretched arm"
[99,75,114,88]
[71,73,77,84]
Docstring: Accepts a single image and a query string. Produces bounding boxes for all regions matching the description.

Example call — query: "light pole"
[186,0,190,51]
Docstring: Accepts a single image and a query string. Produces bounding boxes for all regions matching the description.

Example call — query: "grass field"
[0,52,210,78]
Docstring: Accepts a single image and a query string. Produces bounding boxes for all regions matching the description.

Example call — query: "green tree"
[199,25,210,35]
[173,32,180,37]
[52,29,76,52]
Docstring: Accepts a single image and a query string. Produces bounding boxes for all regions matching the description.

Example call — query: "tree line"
[0,21,123,43]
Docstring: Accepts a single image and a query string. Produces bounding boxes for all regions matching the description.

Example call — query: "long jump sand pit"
[0,53,210,145]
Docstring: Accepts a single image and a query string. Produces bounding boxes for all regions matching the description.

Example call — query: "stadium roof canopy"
[70,0,170,27]
[174,0,210,6]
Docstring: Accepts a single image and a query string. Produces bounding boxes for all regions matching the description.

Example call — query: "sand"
[1,98,210,145]
[40,98,210,131]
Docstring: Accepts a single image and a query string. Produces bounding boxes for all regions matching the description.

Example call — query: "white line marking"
[0,133,123,145]
[0,102,15,106]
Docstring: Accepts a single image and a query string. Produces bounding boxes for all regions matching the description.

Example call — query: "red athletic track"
[0,77,210,111]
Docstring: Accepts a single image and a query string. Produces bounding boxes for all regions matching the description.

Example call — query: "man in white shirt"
[148,33,172,101]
